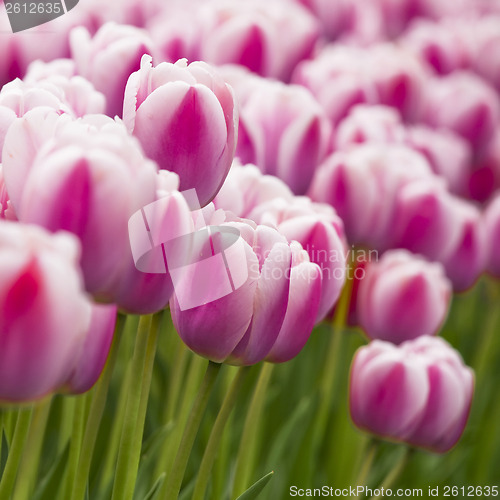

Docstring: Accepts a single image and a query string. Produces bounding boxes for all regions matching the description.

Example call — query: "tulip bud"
[249,197,346,322]
[390,180,464,261]
[357,250,451,344]
[5,115,159,301]
[0,221,91,403]
[349,337,474,453]
[235,78,332,195]
[170,220,322,365]
[484,193,500,278]
[441,199,487,292]
[420,72,500,153]
[198,0,319,82]
[71,22,156,118]
[309,144,433,250]
[123,55,238,207]
[213,161,293,218]
[63,303,117,394]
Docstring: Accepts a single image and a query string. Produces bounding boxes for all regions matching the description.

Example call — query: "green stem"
[60,393,90,500]
[232,363,274,498]
[369,448,411,500]
[58,397,75,453]
[0,408,32,500]
[162,360,222,500]
[165,341,189,423]
[12,398,52,500]
[111,313,157,500]
[154,353,206,481]
[71,312,126,500]
[353,440,377,499]
[192,366,251,500]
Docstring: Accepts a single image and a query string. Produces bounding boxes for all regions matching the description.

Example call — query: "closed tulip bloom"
[441,200,487,292]
[236,79,332,195]
[484,194,500,278]
[5,115,159,301]
[420,72,500,154]
[349,336,474,453]
[390,180,464,261]
[249,197,346,322]
[0,221,91,403]
[123,55,238,207]
[213,161,293,218]
[335,105,405,150]
[71,22,156,118]
[357,250,451,344]
[198,0,319,82]
[63,303,117,394]
[309,144,433,250]
[402,20,470,75]
[170,221,322,365]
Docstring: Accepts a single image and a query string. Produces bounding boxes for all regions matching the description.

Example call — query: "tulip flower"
[249,196,346,322]
[235,78,332,195]
[71,22,157,118]
[170,220,322,365]
[63,303,117,394]
[390,180,464,261]
[441,199,487,292]
[357,250,452,344]
[350,336,474,453]
[123,55,238,207]
[308,144,434,250]
[294,44,427,124]
[0,221,91,403]
[197,0,319,82]
[484,194,500,278]
[420,72,500,154]
[4,115,157,301]
[213,161,294,218]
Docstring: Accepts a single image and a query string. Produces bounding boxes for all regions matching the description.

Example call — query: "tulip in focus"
[357,250,452,344]
[123,55,238,207]
[0,221,91,403]
[170,219,322,365]
[350,336,474,453]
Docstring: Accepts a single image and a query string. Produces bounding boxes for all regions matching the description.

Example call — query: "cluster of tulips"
[1,0,499,498]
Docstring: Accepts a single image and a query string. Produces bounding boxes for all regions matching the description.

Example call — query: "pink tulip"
[484,194,500,278]
[308,144,434,249]
[4,115,160,303]
[294,44,427,124]
[441,200,487,292]
[197,0,319,82]
[0,165,16,221]
[420,72,500,154]
[213,161,293,218]
[357,250,451,344]
[390,180,464,261]
[71,22,156,117]
[402,19,470,75]
[0,221,91,403]
[350,336,474,453]
[123,55,238,206]
[235,78,332,195]
[170,220,322,365]
[248,197,346,322]
[63,303,117,394]
[404,126,471,196]
[335,105,405,150]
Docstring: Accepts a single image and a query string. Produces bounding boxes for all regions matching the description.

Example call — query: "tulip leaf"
[32,443,70,500]
[141,473,165,500]
[235,471,274,500]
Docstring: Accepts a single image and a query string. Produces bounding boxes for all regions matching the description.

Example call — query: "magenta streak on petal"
[141,207,167,273]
